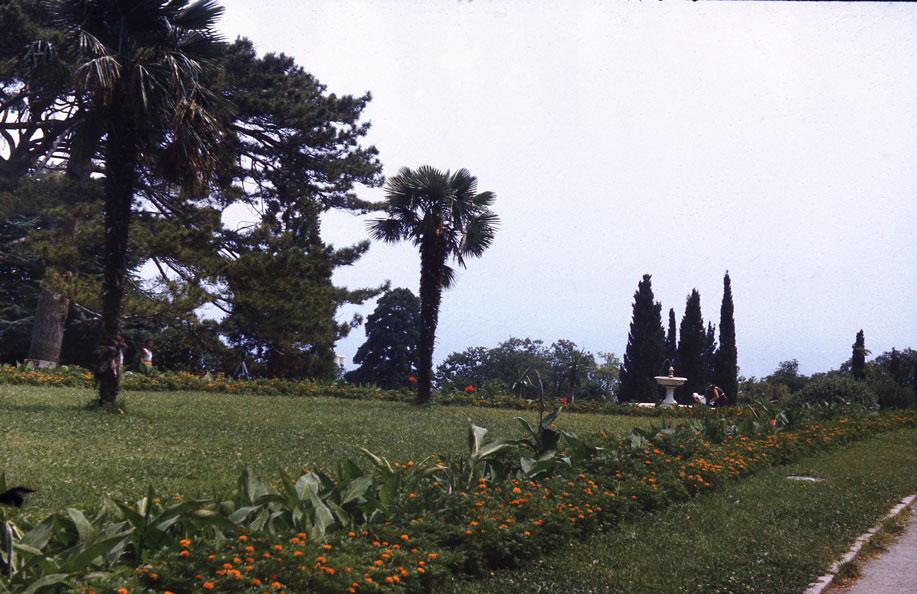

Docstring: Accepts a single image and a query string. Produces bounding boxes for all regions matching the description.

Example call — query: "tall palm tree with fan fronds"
[369,166,499,404]
[44,0,227,404]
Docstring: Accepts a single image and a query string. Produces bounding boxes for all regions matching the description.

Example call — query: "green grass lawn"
[442,427,917,593]
[0,385,648,513]
[4,385,916,593]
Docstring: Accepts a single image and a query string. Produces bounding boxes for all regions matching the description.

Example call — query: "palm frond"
[73,55,120,93]
[174,0,225,32]
[440,264,456,289]
[459,209,500,261]
[366,216,407,244]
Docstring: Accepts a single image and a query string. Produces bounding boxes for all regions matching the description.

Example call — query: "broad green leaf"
[17,573,69,594]
[340,475,372,507]
[20,517,54,551]
[59,534,131,573]
[66,509,96,543]
[306,489,334,540]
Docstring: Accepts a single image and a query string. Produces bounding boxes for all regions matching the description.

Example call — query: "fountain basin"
[653,376,688,387]
[654,368,687,408]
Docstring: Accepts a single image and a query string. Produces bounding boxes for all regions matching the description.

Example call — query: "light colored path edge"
[804,492,917,594]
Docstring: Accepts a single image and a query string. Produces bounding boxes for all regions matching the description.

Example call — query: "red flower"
[409,376,417,383]
[464,385,475,393]
[561,397,568,406]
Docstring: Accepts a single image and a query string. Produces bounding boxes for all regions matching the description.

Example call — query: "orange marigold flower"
[179,550,189,557]
[117,589,128,594]
[202,583,214,590]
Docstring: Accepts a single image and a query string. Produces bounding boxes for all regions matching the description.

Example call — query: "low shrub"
[789,376,878,409]
[869,377,916,409]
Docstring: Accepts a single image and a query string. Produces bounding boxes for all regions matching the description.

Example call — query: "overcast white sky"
[216,0,917,379]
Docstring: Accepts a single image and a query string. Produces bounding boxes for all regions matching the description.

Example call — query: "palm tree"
[45,0,226,404]
[369,166,498,404]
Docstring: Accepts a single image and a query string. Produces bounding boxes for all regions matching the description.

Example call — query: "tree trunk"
[416,234,446,405]
[27,217,78,367]
[27,289,69,365]
[97,102,140,405]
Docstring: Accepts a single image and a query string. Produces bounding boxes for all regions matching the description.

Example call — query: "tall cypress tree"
[619,274,666,403]
[712,271,738,404]
[851,329,867,381]
[705,322,717,382]
[665,308,677,366]
[676,289,706,403]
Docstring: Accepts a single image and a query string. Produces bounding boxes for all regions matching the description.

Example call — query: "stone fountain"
[654,366,687,408]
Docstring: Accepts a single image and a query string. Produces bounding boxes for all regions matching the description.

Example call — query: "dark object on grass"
[0,487,36,507]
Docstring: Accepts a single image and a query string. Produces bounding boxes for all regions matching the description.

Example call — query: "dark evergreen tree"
[705,322,717,383]
[676,289,706,403]
[345,288,420,389]
[214,39,386,379]
[712,271,738,404]
[665,308,677,365]
[619,274,666,403]
[851,329,867,381]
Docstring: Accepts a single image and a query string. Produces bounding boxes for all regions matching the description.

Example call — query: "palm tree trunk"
[97,105,139,405]
[416,235,446,404]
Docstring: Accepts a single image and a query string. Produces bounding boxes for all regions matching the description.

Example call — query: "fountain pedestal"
[654,367,688,408]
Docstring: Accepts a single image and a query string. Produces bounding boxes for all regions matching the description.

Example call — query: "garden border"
[804,491,916,594]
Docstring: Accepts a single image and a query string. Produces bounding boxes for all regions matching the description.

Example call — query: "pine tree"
[215,39,386,380]
[346,288,420,389]
[619,274,666,403]
[851,329,867,381]
[676,289,706,403]
[713,271,738,404]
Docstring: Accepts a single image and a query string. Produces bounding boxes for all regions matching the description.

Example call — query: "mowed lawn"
[0,385,650,513]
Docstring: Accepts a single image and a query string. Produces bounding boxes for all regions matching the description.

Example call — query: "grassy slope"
[0,385,647,513]
[444,427,917,594]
